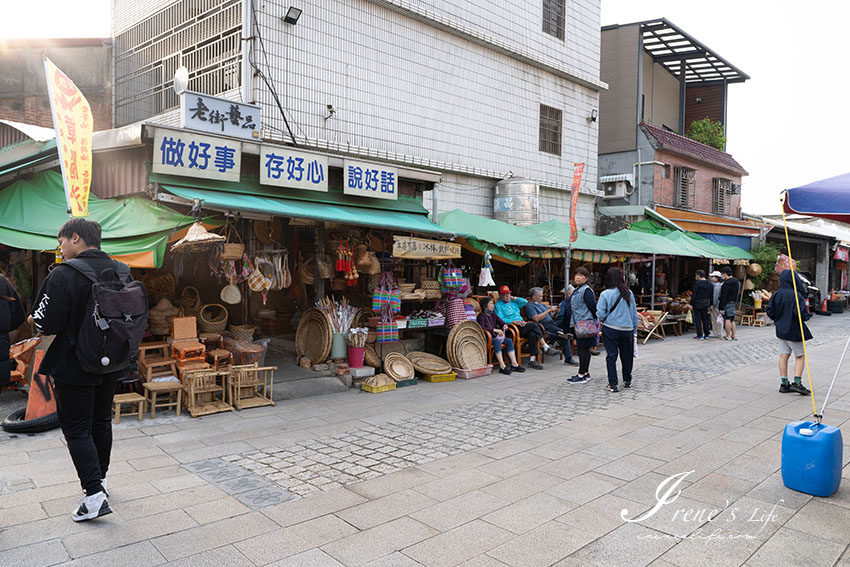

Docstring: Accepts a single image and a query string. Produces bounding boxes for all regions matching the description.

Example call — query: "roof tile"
[641,123,748,175]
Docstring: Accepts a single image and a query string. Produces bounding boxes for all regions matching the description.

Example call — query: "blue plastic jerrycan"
[781,421,843,497]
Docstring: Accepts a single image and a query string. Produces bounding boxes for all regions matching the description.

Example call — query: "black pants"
[693,307,711,338]
[541,320,572,358]
[516,323,542,356]
[54,379,116,496]
[576,344,592,374]
[601,326,634,386]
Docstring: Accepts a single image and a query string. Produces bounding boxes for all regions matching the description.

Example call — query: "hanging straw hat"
[171,222,225,252]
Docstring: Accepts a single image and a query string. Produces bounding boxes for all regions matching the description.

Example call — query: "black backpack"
[64,258,149,374]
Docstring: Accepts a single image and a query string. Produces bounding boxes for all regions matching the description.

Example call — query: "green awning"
[164,185,455,237]
[629,219,752,260]
[0,170,218,267]
[438,209,552,248]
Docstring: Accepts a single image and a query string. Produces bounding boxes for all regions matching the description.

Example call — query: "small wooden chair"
[171,316,206,367]
[206,348,233,370]
[182,367,232,418]
[229,364,277,410]
[637,312,668,344]
[113,392,146,423]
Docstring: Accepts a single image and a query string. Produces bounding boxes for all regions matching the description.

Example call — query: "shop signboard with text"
[393,236,460,260]
[344,160,398,200]
[260,146,328,192]
[179,91,260,141]
[152,129,241,182]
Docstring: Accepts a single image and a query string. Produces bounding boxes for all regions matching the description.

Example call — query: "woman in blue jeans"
[596,267,639,392]
[477,297,525,375]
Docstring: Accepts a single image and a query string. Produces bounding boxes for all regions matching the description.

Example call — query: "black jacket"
[691,279,713,309]
[31,250,127,386]
[719,277,740,306]
[766,269,813,342]
[0,275,25,387]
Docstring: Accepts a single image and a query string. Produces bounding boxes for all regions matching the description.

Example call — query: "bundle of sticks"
[345,327,369,348]
[316,296,359,334]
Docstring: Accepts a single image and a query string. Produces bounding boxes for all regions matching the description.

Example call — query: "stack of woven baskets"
[148,298,179,335]
[446,321,488,370]
[295,308,333,364]
[383,352,414,382]
[406,352,452,375]
[418,279,442,300]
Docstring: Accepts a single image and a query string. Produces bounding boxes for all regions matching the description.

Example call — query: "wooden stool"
[143,381,183,418]
[172,340,206,361]
[740,314,754,326]
[178,360,211,381]
[206,348,233,370]
[138,357,179,382]
[138,341,169,363]
[113,393,146,423]
[199,333,223,350]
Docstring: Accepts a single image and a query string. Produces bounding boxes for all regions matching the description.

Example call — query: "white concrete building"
[112,0,605,231]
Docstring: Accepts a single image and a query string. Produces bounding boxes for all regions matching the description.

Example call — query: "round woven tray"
[364,344,381,368]
[295,308,333,364]
[446,320,486,368]
[384,352,414,382]
[376,341,408,362]
[406,352,452,375]
[455,335,488,369]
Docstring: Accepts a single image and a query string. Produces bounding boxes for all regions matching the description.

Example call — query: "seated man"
[493,285,545,369]
[526,287,577,365]
[554,285,579,366]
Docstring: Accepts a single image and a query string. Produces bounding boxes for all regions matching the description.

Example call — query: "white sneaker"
[72,491,112,522]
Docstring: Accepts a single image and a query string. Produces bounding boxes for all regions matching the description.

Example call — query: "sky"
[2,1,847,216]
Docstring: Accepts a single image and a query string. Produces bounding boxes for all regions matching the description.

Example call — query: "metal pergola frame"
[637,18,749,85]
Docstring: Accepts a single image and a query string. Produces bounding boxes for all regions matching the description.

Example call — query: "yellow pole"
[780,203,818,418]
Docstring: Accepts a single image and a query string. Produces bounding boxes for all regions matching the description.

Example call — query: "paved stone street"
[3,315,850,566]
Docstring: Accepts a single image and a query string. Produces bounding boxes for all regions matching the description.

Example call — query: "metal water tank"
[493,178,539,225]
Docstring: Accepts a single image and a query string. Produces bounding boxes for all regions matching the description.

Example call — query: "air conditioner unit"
[602,180,629,200]
[731,183,742,195]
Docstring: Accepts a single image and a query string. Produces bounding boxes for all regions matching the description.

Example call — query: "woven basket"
[423,289,443,300]
[295,308,333,364]
[199,304,229,333]
[420,279,440,291]
[221,243,245,261]
[300,258,315,285]
[178,286,202,316]
[376,341,408,363]
[230,324,256,341]
[384,352,414,382]
[398,283,416,293]
[406,352,452,375]
[364,344,381,368]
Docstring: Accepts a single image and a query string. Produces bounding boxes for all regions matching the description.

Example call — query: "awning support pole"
[651,253,656,310]
[564,247,571,302]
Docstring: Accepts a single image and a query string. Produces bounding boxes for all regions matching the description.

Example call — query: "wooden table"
[142,381,183,418]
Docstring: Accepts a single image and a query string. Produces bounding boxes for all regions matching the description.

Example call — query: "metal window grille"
[539,104,562,155]
[542,0,566,40]
[113,0,243,127]
[674,166,695,209]
[712,177,732,215]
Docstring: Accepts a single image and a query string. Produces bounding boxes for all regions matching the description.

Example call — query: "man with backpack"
[29,219,148,522]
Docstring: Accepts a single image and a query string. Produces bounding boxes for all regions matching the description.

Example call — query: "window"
[542,0,565,40]
[713,178,732,215]
[674,166,695,209]
[539,104,562,155]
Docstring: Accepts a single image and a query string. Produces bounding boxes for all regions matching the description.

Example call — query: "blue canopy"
[784,172,850,222]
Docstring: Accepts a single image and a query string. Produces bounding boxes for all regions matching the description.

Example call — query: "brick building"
[595,18,763,249]
[0,38,113,132]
